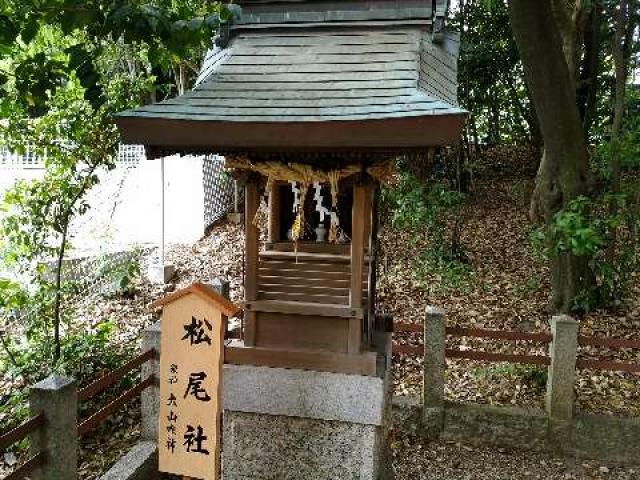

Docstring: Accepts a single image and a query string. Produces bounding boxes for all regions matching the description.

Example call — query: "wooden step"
[245,300,364,318]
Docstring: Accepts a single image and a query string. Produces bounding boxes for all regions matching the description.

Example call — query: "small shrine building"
[117,1,465,478]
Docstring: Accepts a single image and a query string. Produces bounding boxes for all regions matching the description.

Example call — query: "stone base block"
[100,441,158,480]
[146,263,176,284]
[222,358,392,480]
[223,412,388,480]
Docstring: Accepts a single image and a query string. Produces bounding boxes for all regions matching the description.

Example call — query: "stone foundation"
[221,342,392,480]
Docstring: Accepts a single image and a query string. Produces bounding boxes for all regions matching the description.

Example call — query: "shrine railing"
[0,348,156,479]
[77,349,155,436]
[393,314,640,373]
[392,306,640,441]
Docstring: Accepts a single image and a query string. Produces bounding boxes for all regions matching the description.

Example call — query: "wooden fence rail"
[78,349,154,402]
[393,321,639,374]
[77,349,155,436]
[0,347,156,479]
[3,452,46,480]
[78,375,154,437]
[0,414,45,452]
[0,414,46,480]
[445,349,551,366]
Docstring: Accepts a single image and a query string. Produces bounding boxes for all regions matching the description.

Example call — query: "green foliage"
[453,1,536,145]
[0,1,236,115]
[93,249,144,297]
[514,276,542,298]
[532,190,640,312]
[382,173,472,292]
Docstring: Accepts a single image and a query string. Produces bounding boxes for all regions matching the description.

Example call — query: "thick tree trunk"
[509,0,592,313]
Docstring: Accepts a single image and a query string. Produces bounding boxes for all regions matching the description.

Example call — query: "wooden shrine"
[117,0,466,378]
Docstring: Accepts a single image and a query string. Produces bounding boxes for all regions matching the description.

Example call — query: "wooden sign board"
[153,284,239,480]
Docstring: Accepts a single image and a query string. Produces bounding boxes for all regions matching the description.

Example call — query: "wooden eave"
[149,282,241,317]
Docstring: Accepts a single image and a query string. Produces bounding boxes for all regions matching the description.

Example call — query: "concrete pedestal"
[221,344,393,480]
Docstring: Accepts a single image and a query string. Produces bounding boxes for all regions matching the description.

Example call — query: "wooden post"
[366,185,379,344]
[244,179,260,346]
[267,182,281,244]
[349,182,370,354]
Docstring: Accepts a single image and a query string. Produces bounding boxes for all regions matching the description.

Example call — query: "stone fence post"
[546,314,579,446]
[422,306,446,439]
[141,321,161,443]
[29,375,78,480]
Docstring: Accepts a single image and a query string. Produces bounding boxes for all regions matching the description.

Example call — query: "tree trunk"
[53,224,68,363]
[509,0,592,313]
[579,2,603,137]
[610,0,629,194]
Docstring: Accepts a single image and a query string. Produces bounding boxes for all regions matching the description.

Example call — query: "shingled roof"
[116,0,466,155]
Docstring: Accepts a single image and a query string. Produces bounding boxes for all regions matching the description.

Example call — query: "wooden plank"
[367,185,380,345]
[194,70,419,83]
[576,359,640,373]
[259,270,349,283]
[78,376,154,437]
[3,452,45,480]
[0,414,45,452]
[244,311,257,347]
[225,52,417,65]
[578,336,640,350]
[235,4,432,26]
[350,183,370,309]
[157,296,225,480]
[169,95,435,109]
[246,300,363,319]
[259,270,349,282]
[225,341,378,376]
[445,349,551,366]
[195,79,418,91]
[244,180,260,348]
[245,181,259,302]
[446,327,553,344]
[234,34,420,47]
[259,276,353,289]
[260,250,351,263]
[258,291,348,305]
[191,87,417,99]
[231,19,432,33]
[218,60,417,75]
[78,349,154,402]
[230,44,420,57]
[128,104,458,122]
[259,283,349,295]
[348,317,362,354]
[254,312,349,353]
[156,99,449,115]
[265,241,351,255]
[267,181,280,243]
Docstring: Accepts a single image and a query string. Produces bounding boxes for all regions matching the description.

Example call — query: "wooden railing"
[393,321,640,373]
[0,414,46,480]
[77,349,155,436]
[0,348,156,478]
[394,323,552,365]
[576,335,640,374]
